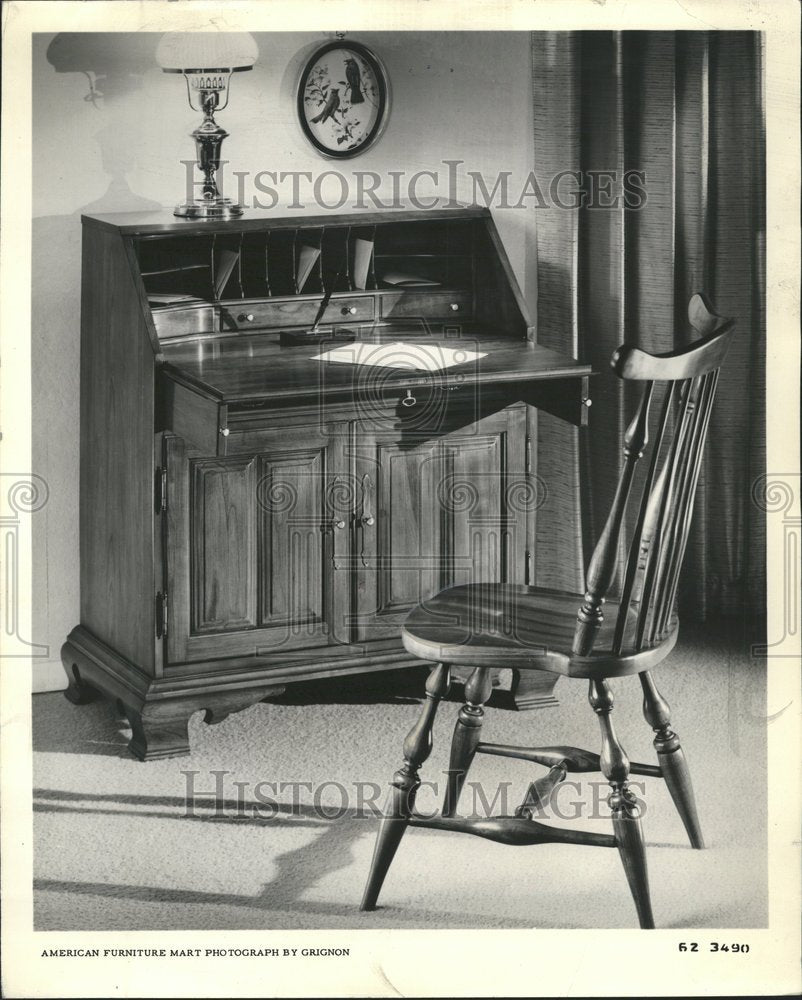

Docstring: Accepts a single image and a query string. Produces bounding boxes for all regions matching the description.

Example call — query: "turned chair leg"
[640,672,705,849]
[361,662,450,911]
[590,679,655,929]
[442,666,493,817]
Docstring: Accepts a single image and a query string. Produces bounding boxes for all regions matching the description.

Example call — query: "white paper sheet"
[311,341,487,372]
[295,244,321,293]
[352,238,374,290]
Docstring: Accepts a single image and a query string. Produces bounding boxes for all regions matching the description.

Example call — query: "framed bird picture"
[297,40,390,158]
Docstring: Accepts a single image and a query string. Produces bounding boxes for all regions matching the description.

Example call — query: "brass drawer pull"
[360,474,375,566]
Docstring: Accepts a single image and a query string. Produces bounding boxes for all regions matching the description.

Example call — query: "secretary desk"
[62,206,592,759]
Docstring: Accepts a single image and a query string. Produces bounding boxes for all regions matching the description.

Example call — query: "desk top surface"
[161,328,592,405]
[83,204,490,236]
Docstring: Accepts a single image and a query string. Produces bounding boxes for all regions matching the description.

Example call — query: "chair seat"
[401,584,677,679]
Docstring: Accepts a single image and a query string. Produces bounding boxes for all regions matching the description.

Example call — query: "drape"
[531,31,766,618]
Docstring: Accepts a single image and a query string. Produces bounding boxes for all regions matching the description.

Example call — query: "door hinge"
[155,591,168,638]
[155,467,168,512]
[525,551,533,586]
[525,434,532,476]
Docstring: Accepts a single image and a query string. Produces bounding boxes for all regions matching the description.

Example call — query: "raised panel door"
[164,423,349,664]
[353,405,531,642]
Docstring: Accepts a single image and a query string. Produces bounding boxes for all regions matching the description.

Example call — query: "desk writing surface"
[160,329,591,406]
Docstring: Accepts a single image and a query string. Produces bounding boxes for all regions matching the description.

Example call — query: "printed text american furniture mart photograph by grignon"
[30,29,767,933]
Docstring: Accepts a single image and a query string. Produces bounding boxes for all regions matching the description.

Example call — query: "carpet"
[33,618,768,930]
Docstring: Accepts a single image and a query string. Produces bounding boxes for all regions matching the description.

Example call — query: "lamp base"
[174,199,244,219]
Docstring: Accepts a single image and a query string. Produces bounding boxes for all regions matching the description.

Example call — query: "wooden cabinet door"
[351,432,442,643]
[164,422,349,664]
[352,405,532,642]
[441,406,530,591]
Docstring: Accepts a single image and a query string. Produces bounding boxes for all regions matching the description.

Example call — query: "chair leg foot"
[360,791,411,911]
[361,663,450,912]
[442,667,493,818]
[612,794,655,929]
[658,744,705,849]
[640,672,704,849]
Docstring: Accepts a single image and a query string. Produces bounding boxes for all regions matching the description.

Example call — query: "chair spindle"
[612,383,676,654]
[572,382,654,657]
[655,370,720,635]
[634,380,693,648]
[645,377,703,643]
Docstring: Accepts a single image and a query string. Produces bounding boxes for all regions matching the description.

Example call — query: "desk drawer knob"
[341,305,357,316]
[582,397,592,408]
[219,427,230,437]
[238,313,254,323]
[450,302,460,311]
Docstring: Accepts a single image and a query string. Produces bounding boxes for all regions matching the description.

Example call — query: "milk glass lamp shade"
[156,32,259,218]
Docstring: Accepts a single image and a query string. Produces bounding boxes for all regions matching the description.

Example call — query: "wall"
[31,31,537,690]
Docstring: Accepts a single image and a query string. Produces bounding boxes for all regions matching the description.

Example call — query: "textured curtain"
[531,31,766,618]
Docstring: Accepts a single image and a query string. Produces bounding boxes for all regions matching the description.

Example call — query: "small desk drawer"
[380,290,472,321]
[229,296,374,330]
[160,374,226,456]
[152,304,216,340]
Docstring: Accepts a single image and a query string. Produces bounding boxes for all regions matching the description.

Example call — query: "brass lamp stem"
[192,91,229,204]
[174,77,244,219]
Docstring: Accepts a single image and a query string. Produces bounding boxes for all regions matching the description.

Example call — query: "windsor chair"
[360,293,734,929]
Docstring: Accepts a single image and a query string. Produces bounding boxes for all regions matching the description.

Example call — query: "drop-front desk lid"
[160,328,592,407]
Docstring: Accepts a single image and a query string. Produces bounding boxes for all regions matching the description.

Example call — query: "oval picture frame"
[297,41,390,159]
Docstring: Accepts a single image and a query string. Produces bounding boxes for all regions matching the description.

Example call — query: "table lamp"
[156,32,258,218]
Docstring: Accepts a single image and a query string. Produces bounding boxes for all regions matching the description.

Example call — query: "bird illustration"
[310,87,340,124]
[345,58,364,104]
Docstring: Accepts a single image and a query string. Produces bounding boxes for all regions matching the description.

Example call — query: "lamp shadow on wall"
[46,32,162,214]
